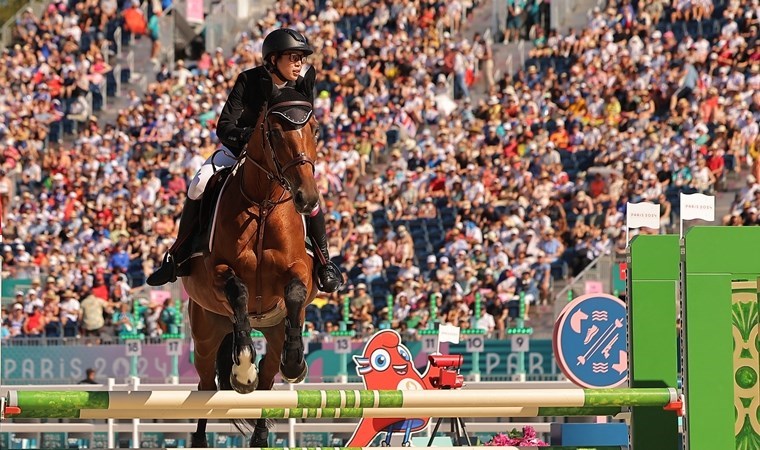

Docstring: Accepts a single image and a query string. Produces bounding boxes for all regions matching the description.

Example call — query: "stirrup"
[146,253,177,286]
[316,260,343,292]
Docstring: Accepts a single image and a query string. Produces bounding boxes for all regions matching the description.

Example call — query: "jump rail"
[3,388,676,420]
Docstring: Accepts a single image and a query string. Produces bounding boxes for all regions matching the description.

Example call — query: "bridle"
[242,99,316,195]
[235,98,318,313]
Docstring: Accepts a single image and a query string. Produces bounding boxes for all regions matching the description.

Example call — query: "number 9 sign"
[511,334,530,352]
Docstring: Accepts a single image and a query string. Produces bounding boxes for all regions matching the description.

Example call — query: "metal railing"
[204,0,238,55]
[158,4,175,67]
[113,26,122,56]
[0,0,43,47]
[113,63,122,97]
[553,252,617,315]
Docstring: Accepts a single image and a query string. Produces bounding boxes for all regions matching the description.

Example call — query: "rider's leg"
[307,208,343,292]
[147,148,238,286]
[146,197,202,286]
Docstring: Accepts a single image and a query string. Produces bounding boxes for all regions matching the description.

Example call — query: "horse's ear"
[262,75,281,103]
[297,66,316,103]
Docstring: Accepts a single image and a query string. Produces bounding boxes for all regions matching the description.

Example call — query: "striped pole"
[10,405,625,420]
[6,388,675,416]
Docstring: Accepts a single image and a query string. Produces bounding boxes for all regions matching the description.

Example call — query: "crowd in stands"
[1,0,759,342]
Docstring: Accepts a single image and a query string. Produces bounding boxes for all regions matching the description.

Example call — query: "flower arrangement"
[483,426,548,446]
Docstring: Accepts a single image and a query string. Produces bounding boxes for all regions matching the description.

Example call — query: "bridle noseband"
[244,100,316,193]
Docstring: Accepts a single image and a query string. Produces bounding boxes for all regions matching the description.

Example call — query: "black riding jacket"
[216,65,301,157]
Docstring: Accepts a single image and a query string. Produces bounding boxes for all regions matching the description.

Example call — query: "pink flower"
[484,426,548,447]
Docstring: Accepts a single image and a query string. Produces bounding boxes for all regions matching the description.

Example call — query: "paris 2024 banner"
[1,338,559,383]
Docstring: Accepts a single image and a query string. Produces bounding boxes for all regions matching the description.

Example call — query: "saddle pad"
[206,172,233,254]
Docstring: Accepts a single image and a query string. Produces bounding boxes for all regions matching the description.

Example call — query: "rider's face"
[275,52,306,81]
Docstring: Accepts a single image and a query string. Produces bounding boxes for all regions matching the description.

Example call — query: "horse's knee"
[224,274,246,297]
[284,278,307,309]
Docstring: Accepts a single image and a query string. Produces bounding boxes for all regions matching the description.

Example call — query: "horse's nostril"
[294,190,305,205]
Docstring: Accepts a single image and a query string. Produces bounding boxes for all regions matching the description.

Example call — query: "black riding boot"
[308,209,343,292]
[146,199,202,286]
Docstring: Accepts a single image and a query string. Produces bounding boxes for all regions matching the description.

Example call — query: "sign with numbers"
[252,337,267,355]
[465,335,485,353]
[125,340,142,356]
[334,336,352,354]
[422,334,439,354]
[511,334,530,352]
[166,339,183,356]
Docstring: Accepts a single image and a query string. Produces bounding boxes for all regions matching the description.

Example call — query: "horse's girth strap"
[247,297,286,329]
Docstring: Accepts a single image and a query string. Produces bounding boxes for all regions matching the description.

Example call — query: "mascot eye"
[398,346,411,362]
[370,349,391,372]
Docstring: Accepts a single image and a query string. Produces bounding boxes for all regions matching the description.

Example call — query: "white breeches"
[188,147,238,200]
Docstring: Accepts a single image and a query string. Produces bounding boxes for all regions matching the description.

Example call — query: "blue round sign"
[553,293,628,388]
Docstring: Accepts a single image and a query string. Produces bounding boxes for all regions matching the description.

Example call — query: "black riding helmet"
[262,28,314,63]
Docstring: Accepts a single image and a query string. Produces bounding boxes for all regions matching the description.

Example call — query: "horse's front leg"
[223,274,258,393]
[280,277,308,383]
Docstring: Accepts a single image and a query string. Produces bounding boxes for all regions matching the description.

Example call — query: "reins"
[232,99,316,317]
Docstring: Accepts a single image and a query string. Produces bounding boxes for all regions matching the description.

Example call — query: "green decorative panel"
[684,227,760,450]
[628,235,680,450]
[732,281,760,450]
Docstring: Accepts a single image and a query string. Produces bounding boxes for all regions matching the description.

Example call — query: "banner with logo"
[1,339,559,383]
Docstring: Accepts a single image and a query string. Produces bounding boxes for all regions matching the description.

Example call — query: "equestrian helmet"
[262,28,313,61]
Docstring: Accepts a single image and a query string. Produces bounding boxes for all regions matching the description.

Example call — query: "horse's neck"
[238,156,286,204]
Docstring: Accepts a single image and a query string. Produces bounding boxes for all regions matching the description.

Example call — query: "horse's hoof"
[230,370,258,394]
[231,346,259,393]
[190,431,208,448]
[280,360,308,383]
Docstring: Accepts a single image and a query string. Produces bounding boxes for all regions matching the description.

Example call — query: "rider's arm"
[216,71,254,154]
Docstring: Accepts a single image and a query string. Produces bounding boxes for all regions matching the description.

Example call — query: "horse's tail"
[216,332,258,435]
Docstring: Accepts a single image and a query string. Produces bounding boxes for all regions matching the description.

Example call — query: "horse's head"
[258,66,320,216]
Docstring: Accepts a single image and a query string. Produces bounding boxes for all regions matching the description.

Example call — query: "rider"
[146,28,343,292]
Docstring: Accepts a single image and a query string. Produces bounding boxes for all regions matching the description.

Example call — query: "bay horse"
[182,68,320,447]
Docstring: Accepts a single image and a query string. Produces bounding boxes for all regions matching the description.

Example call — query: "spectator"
[80,288,112,338]
[2,0,758,342]
[78,368,99,384]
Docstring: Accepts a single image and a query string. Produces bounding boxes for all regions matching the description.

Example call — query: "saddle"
[191,166,234,258]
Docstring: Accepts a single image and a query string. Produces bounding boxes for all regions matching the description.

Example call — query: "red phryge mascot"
[346,329,435,446]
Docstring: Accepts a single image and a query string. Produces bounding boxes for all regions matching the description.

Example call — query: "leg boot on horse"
[190,422,208,448]
[223,273,259,393]
[280,278,309,383]
[146,198,202,286]
[250,418,270,447]
[308,209,343,292]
